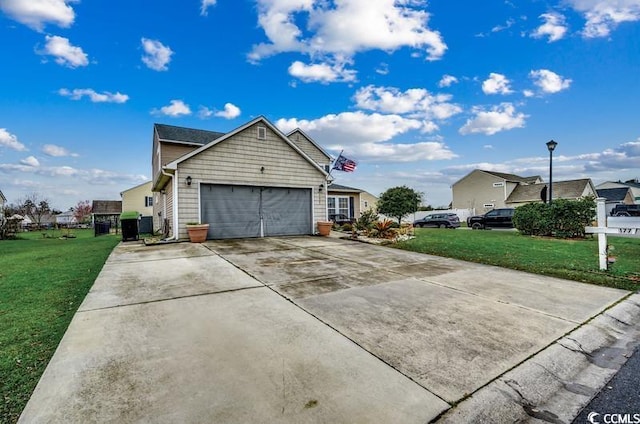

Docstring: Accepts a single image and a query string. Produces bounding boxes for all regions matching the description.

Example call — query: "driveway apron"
[19,237,630,423]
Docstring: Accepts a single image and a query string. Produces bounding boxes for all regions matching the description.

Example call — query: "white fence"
[380,208,476,224]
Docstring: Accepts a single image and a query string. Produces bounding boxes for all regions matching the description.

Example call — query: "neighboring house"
[506,179,597,207]
[121,181,154,216]
[56,210,77,227]
[152,116,329,240]
[92,200,122,227]
[0,189,6,217]
[596,180,640,203]
[452,170,542,214]
[596,187,635,215]
[326,183,378,221]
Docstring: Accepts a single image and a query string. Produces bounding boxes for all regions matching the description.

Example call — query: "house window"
[493,182,504,188]
[145,196,154,207]
[483,203,495,208]
[328,196,350,218]
[257,126,267,140]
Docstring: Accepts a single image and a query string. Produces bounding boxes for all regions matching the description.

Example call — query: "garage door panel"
[263,187,311,236]
[201,184,312,239]
[201,185,260,239]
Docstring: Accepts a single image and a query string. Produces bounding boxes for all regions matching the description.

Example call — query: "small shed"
[92,200,122,232]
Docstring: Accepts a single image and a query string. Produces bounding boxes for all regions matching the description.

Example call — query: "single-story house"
[596,180,640,203]
[505,179,597,207]
[452,170,542,214]
[121,181,154,216]
[152,116,330,240]
[596,187,635,215]
[56,210,77,226]
[327,183,378,221]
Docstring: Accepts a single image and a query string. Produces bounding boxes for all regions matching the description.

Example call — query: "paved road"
[573,345,640,423]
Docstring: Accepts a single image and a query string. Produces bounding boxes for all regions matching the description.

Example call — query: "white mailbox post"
[585,198,640,270]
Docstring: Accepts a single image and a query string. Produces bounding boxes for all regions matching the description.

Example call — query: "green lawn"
[0,229,119,423]
[396,228,640,291]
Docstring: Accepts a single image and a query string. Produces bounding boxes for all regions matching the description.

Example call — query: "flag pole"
[328,150,343,178]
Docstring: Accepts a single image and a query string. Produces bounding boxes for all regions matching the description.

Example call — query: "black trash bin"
[120,211,140,241]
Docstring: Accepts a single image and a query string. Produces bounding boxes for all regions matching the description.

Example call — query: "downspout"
[173,169,179,241]
[160,168,178,241]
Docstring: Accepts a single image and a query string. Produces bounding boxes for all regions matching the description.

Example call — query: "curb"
[438,293,640,423]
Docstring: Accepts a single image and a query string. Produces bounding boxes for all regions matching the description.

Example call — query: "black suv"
[611,204,640,216]
[467,208,515,229]
[329,214,354,225]
[413,213,460,228]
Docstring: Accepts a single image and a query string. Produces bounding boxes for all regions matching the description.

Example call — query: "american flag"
[333,154,357,172]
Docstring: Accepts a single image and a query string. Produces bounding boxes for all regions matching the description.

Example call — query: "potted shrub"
[186,222,209,243]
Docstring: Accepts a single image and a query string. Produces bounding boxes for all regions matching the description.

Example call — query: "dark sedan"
[413,213,460,229]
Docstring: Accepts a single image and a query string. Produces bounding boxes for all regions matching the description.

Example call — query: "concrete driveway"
[19,236,640,423]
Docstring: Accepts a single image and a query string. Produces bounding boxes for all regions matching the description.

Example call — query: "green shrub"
[513,197,595,238]
[355,209,378,231]
[341,223,353,232]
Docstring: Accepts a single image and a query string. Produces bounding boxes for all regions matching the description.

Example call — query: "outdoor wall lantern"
[186,176,192,186]
[319,183,324,192]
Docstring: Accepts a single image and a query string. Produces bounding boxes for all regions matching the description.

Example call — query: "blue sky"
[1,0,639,210]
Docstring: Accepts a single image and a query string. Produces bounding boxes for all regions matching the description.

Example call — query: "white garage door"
[200,184,312,239]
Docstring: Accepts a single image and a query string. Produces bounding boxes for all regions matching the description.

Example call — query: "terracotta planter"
[317,221,333,237]
[186,224,209,243]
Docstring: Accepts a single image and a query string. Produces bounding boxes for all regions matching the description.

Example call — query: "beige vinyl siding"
[452,170,508,213]
[175,123,326,240]
[121,181,153,216]
[289,131,330,167]
[153,142,198,184]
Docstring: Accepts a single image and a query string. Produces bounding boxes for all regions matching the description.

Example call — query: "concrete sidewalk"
[18,237,640,423]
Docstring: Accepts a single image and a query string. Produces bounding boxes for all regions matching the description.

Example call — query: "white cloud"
[0,0,75,31]
[20,156,40,167]
[353,85,462,122]
[58,88,129,103]
[351,141,457,162]
[438,74,458,88]
[531,13,568,42]
[459,103,527,135]
[492,18,515,33]
[567,0,640,38]
[275,111,455,163]
[288,60,357,83]
[200,0,216,16]
[529,69,572,93]
[153,100,192,117]
[198,106,214,119]
[42,144,77,157]
[523,89,535,97]
[482,73,513,95]
[375,63,389,75]
[249,0,447,63]
[40,35,88,68]
[0,128,27,151]
[214,103,241,119]
[276,111,423,146]
[141,38,173,71]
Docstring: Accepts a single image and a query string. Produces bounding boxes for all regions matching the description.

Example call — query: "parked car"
[467,208,515,229]
[329,214,353,225]
[611,204,640,217]
[413,213,460,229]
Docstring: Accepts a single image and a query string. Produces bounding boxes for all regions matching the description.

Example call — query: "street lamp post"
[546,140,558,205]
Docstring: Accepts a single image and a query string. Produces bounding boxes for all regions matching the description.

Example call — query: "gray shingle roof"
[327,183,363,192]
[92,200,122,215]
[483,170,541,184]
[506,179,593,203]
[596,187,632,202]
[155,123,225,145]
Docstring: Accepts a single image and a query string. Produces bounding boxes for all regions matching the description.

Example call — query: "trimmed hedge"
[513,197,595,238]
